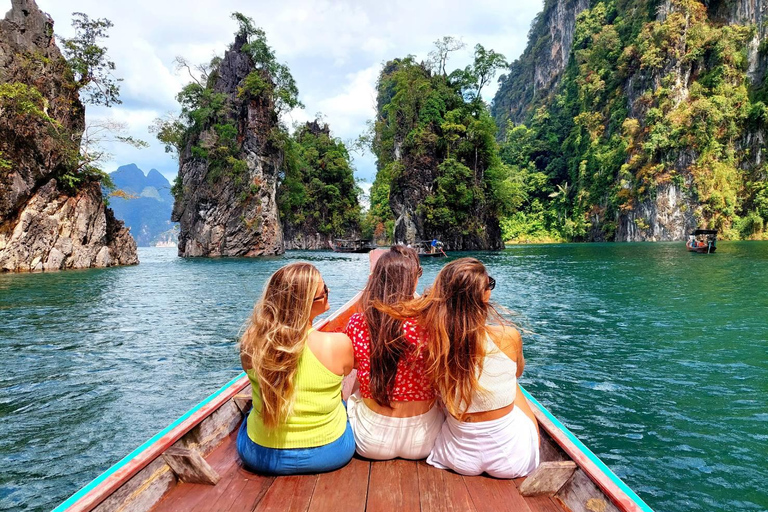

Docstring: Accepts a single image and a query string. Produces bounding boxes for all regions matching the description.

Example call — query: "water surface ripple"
[1,243,766,512]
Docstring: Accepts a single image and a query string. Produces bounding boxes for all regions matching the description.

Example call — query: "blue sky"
[33,0,543,184]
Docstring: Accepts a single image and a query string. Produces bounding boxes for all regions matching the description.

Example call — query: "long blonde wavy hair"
[240,262,322,429]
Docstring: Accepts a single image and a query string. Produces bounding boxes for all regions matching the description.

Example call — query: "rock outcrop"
[171,32,283,257]
[0,180,138,271]
[491,0,589,129]
[0,0,137,271]
[371,59,504,250]
[280,120,361,250]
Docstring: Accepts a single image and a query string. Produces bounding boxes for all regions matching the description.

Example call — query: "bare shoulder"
[487,324,522,359]
[326,331,353,349]
[309,330,352,354]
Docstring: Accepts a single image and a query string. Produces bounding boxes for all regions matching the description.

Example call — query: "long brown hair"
[376,257,497,419]
[239,262,322,428]
[361,245,421,406]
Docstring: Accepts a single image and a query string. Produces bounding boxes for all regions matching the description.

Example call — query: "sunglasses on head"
[487,276,496,291]
[313,283,329,301]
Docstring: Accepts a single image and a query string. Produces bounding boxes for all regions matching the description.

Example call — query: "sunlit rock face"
[0,0,137,271]
[171,32,283,258]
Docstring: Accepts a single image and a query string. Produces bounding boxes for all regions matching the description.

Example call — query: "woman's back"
[346,313,434,404]
[461,334,517,414]
[246,331,348,449]
[236,262,355,475]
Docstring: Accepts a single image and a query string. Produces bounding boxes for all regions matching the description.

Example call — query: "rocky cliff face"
[616,0,767,240]
[0,0,137,271]
[491,0,589,129]
[171,33,283,257]
[281,123,326,252]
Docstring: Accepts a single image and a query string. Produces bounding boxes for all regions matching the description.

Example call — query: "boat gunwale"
[521,387,654,512]
[53,293,361,512]
[55,290,653,512]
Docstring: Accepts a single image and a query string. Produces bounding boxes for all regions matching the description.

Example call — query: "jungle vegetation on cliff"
[365,42,514,249]
[154,13,360,243]
[279,120,361,239]
[492,0,768,241]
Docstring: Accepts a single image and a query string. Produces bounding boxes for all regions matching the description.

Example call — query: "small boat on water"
[53,283,654,512]
[686,229,717,254]
[330,239,377,253]
[416,239,447,258]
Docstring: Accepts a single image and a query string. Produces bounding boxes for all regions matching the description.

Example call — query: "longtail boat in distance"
[686,229,718,254]
[416,239,447,258]
[53,251,654,512]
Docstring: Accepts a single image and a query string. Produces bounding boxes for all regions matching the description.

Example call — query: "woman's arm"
[489,324,525,378]
[335,332,355,376]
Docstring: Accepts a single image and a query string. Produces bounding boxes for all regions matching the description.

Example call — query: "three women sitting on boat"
[237,246,540,478]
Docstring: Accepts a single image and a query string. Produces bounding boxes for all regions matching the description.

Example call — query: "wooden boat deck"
[56,284,652,512]
[150,427,564,512]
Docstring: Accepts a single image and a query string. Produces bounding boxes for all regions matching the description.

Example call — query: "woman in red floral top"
[344,246,444,460]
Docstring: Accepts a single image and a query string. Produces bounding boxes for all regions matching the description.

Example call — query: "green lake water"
[1,243,766,512]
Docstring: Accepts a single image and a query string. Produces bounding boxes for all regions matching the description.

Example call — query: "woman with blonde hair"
[380,257,539,477]
[344,245,444,460]
[237,262,355,475]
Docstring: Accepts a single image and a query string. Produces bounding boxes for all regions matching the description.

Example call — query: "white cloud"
[33,0,544,181]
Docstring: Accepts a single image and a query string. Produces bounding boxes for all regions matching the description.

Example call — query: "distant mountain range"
[108,164,178,247]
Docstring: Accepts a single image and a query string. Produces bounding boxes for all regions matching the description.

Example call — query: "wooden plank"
[92,457,175,512]
[192,471,250,512]
[519,461,577,497]
[462,473,532,512]
[233,393,252,415]
[253,475,318,512]
[151,433,241,511]
[365,459,419,512]
[525,495,567,512]
[209,467,274,512]
[64,376,251,512]
[416,461,476,512]
[181,401,243,458]
[162,447,220,485]
[555,469,621,512]
[540,430,569,462]
[307,458,370,512]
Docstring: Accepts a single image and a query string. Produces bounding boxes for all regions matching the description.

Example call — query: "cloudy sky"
[33,0,543,184]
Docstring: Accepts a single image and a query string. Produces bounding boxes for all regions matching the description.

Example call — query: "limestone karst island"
[1,1,767,512]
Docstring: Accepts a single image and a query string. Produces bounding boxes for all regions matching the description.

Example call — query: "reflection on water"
[1,243,767,512]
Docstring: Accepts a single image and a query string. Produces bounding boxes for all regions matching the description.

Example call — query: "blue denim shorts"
[236,415,355,475]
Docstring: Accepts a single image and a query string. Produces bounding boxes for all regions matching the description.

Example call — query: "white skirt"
[427,405,540,478]
[347,391,445,460]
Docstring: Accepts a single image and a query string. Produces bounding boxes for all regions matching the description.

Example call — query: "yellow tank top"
[246,330,346,448]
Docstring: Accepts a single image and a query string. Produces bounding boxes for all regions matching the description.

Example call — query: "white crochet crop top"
[461,335,517,414]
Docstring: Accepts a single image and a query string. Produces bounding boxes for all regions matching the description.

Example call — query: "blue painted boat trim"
[51,372,247,512]
[519,386,654,512]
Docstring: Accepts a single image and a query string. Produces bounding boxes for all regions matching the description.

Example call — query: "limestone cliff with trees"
[155,14,361,256]
[280,119,361,250]
[364,39,513,250]
[0,0,138,271]
[492,0,768,241]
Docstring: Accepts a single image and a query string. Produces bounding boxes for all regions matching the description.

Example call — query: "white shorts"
[347,391,445,460]
[427,405,540,478]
